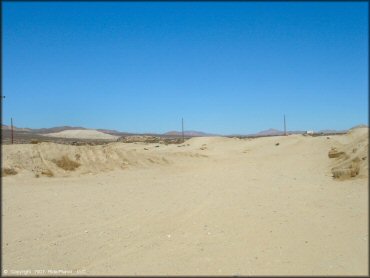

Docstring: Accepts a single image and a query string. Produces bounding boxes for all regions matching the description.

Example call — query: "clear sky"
[3,2,368,135]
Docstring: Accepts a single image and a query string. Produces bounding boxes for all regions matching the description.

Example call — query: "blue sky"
[3,2,368,135]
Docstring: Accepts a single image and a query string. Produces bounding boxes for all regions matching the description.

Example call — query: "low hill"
[42,129,119,140]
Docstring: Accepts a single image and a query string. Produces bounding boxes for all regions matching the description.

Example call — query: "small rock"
[275,143,280,146]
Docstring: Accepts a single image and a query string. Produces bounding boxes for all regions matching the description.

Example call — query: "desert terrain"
[2,127,368,275]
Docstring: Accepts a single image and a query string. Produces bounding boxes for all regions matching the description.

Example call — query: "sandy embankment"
[2,127,368,275]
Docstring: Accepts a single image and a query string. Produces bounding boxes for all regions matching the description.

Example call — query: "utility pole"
[11,117,14,144]
[181,117,184,143]
[284,114,287,136]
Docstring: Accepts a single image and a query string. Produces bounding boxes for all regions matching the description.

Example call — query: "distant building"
[306,130,314,135]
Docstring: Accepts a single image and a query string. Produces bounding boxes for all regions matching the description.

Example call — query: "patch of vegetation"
[332,158,361,180]
[2,168,18,176]
[52,156,81,171]
[30,139,41,144]
[41,169,54,177]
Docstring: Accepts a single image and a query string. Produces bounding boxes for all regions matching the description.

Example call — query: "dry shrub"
[332,158,361,180]
[30,140,40,144]
[41,169,54,177]
[52,156,80,171]
[2,168,18,176]
[328,148,345,158]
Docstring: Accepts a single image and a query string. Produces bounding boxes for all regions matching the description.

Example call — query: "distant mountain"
[254,128,284,136]
[163,130,219,137]
[288,130,306,135]
[249,128,349,137]
[2,124,32,132]
[238,128,306,137]
[318,129,347,134]
[1,124,354,138]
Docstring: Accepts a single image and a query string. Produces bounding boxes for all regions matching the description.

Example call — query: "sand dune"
[2,129,368,275]
[42,129,119,140]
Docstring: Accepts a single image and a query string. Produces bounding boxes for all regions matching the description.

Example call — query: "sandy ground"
[2,128,368,275]
[42,129,119,140]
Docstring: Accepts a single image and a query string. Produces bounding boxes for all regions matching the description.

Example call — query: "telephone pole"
[181,117,184,143]
[2,96,12,143]
[284,114,287,136]
[11,117,14,144]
